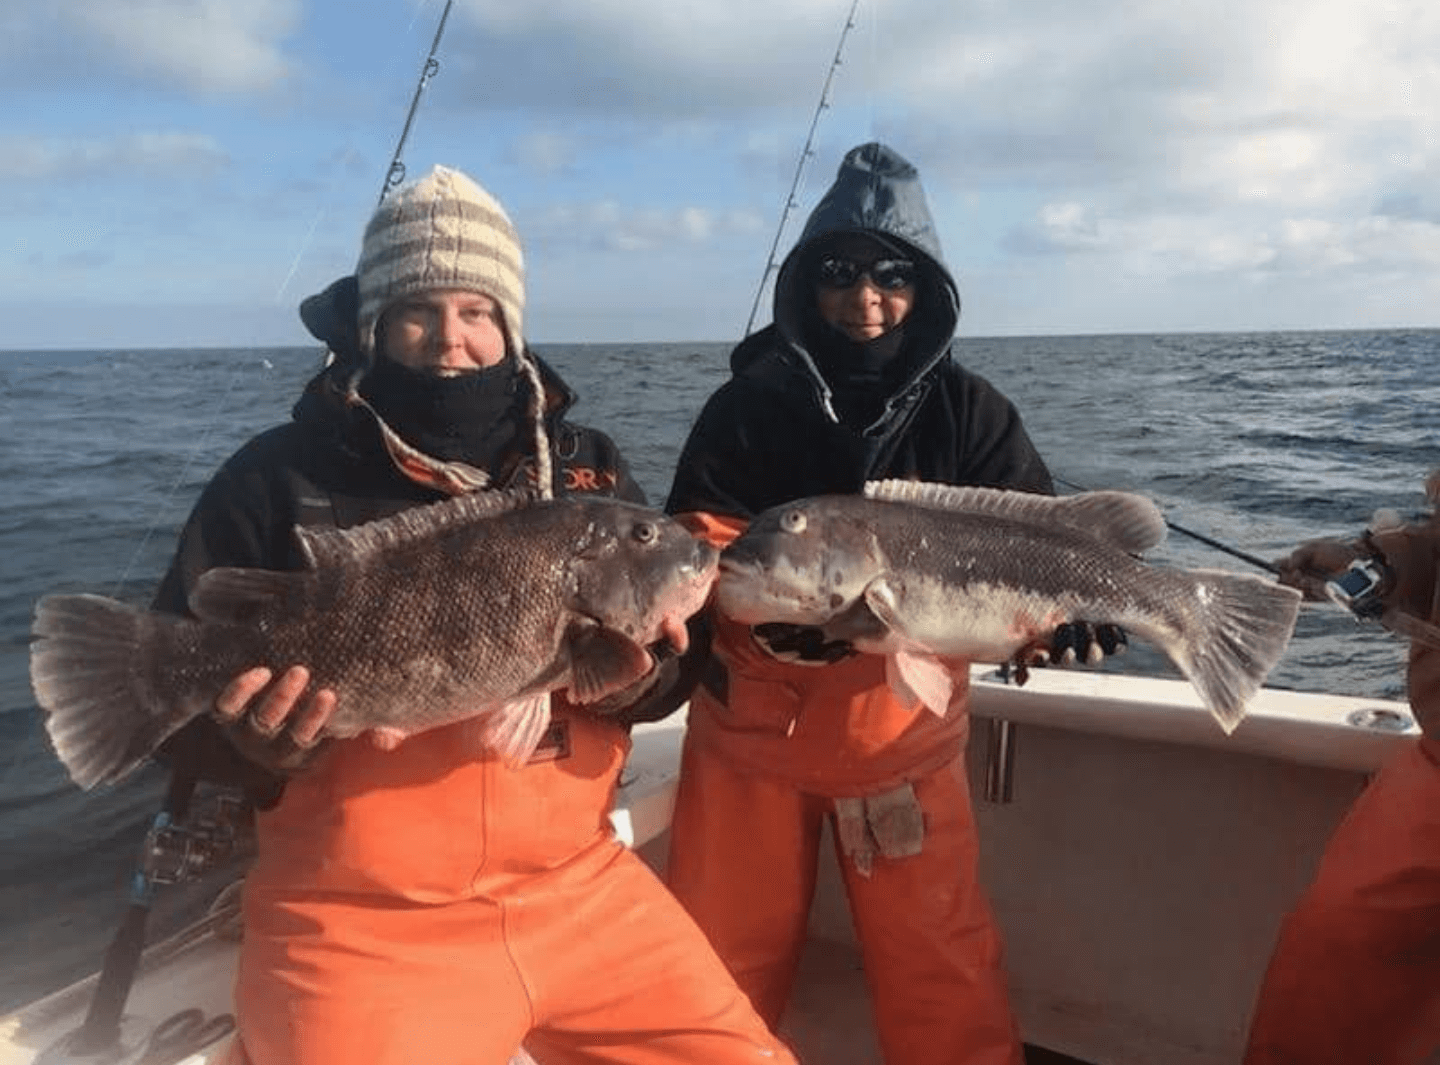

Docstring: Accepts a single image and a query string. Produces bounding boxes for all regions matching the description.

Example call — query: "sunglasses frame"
[815,255,917,292]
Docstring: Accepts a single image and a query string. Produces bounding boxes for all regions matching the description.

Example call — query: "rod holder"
[983,718,1017,804]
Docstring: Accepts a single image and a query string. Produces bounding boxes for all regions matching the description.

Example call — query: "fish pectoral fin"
[887,651,959,717]
[189,567,305,625]
[480,693,553,768]
[565,626,655,703]
[857,579,907,639]
[822,596,893,646]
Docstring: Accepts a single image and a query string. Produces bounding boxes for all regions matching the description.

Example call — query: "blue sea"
[1,331,1437,1013]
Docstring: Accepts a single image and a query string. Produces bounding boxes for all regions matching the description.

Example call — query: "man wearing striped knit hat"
[150,165,794,1065]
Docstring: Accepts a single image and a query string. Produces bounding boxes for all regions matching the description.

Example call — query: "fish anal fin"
[888,651,958,717]
[565,625,654,703]
[481,693,553,768]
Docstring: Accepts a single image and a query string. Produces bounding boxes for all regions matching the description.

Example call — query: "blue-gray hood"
[773,142,959,366]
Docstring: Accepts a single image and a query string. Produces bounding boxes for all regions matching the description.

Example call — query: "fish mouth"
[650,559,719,657]
[717,556,760,579]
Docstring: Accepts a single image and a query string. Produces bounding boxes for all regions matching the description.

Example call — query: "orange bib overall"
[226,710,792,1065]
[666,512,1023,1065]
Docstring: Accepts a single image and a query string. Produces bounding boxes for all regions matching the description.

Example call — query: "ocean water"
[2,330,1437,1013]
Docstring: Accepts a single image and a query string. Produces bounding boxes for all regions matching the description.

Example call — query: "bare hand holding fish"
[716,480,1302,733]
[32,488,717,789]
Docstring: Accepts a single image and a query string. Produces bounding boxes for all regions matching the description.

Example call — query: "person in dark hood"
[663,142,1118,1065]
[150,165,795,1065]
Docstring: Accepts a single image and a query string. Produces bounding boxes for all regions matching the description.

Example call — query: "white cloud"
[513,132,578,177]
[0,133,230,181]
[58,0,299,94]
[530,200,764,253]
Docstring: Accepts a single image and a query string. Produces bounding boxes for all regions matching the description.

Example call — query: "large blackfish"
[717,480,1302,733]
[32,489,717,789]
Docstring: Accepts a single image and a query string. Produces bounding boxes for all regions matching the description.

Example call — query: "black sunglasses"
[816,255,917,291]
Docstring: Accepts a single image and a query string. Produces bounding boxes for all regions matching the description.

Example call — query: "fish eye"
[632,520,660,545]
[780,509,807,534]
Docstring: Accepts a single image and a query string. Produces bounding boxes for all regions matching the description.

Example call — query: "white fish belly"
[880,576,1079,662]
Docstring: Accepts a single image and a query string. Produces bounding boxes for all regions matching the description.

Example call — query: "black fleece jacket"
[155,352,644,803]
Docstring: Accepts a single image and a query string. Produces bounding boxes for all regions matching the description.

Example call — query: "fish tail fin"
[1166,572,1302,734]
[30,593,199,790]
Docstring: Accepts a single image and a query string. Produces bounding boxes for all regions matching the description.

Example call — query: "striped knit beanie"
[356,165,525,359]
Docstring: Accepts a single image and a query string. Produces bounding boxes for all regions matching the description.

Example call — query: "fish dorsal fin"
[189,567,304,625]
[295,486,541,569]
[863,479,1166,555]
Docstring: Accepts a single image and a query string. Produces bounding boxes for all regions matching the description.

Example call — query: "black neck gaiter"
[805,315,909,427]
[359,356,525,468]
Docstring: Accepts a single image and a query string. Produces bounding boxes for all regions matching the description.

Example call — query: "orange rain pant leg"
[509,844,794,1065]
[667,741,1023,1065]
[838,754,1023,1065]
[231,841,792,1065]
[1243,738,1440,1065]
[665,736,829,1028]
[231,889,532,1065]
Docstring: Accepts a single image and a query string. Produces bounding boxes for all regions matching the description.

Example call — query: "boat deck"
[781,936,1089,1063]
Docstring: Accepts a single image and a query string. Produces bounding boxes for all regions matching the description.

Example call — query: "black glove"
[1048,621,1127,666]
[751,622,856,666]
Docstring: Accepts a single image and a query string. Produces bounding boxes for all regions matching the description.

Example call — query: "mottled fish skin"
[717,480,1301,734]
[32,489,718,789]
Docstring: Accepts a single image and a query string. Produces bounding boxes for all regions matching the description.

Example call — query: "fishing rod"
[1053,476,1279,574]
[61,6,464,1059]
[744,0,863,336]
[378,0,456,206]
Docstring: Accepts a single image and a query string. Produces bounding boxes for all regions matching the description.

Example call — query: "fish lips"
[716,555,830,627]
[625,538,718,654]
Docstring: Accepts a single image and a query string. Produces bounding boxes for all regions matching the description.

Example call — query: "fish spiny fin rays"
[887,652,957,717]
[481,693,554,768]
[295,486,541,569]
[189,568,306,625]
[1159,568,1302,733]
[865,480,1167,555]
[31,594,207,789]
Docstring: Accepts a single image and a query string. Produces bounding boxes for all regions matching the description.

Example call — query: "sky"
[5,0,1440,349]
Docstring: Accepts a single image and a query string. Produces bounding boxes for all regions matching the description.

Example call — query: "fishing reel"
[1324,557,1391,621]
[141,788,251,886]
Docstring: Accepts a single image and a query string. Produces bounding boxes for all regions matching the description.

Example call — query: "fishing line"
[72,4,466,1055]
[745,0,863,337]
[1053,475,1280,574]
[106,1,455,602]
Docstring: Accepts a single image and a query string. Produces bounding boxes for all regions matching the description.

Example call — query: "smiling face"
[813,234,917,343]
[379,289,510,375]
